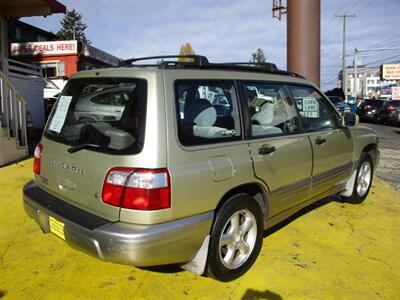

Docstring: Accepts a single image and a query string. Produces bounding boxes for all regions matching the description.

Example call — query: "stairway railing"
[0,69,27,148]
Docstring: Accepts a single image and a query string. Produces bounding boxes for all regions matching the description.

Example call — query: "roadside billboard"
[392,87,400,100]
[380,64,400,80]
[10,40,78,56]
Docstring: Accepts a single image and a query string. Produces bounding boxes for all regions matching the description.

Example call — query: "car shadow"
[264,195,342,238]
[242,289,283,300]
[139,263,184,274]
[140,195,346,275]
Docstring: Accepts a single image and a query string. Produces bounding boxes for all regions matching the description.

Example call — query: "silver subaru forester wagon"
[23,55,379,281]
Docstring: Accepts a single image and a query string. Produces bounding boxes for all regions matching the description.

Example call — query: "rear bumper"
[23,181,213,266]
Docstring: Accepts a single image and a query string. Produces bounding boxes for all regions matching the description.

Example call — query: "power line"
[367,33,400,49]
[363,54,400,66]
[344,0,363,14]
[320,0,356,46]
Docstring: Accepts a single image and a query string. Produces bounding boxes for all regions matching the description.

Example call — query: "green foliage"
[57,9,90,44]
[250,48,266,65]
[178,43,195,62]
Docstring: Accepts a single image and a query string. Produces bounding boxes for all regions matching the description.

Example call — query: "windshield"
[44,79,59,89]
[364,100,385,108]
[45,77,147,155]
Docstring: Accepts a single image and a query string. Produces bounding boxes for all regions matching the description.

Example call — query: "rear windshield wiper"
[67,143,104,154]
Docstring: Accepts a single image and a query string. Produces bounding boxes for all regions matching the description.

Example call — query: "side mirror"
[342,112,359,127]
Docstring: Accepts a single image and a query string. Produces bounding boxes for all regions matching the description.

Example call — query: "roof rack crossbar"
[120,55,209,67]
[215,62,278,72]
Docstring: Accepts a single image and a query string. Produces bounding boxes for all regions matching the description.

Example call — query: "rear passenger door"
[242,82,313,217]
[288,85,354,198]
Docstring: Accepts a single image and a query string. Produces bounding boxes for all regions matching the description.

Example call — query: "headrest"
[185,98,217,126]
[251,102,273,125]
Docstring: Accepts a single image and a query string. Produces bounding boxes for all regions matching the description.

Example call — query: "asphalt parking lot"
[1,157,399,299]
[361,122,400,192]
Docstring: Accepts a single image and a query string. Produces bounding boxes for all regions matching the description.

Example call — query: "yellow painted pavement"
[0,159,399,299]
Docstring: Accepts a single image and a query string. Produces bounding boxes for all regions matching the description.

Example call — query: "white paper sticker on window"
[301,97,319,118]
[48,95,72,133]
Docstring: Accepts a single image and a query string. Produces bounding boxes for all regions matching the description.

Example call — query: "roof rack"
[119,55,305,79]
[223,62,278,72]
[120,55,209,67]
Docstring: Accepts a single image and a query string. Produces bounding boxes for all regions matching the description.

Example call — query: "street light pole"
[336,14,355,96]
[354,48,358,98]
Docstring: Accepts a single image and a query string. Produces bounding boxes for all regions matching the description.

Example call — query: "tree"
[250,48,266,64]
[57,9,90,44]
[178,43,195,62]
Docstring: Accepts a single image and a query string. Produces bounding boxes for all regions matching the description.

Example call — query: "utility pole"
[336,14,355,97]
[354,48,358,98]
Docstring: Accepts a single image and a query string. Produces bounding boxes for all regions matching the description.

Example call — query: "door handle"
[315,136,327,145]
[259,145,276,155]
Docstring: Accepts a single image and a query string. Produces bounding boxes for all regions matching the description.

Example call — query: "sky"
[22,0,400,91]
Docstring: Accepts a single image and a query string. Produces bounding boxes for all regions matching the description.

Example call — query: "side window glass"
[244,83,300,137]
[91,92,110,105]
[175,80,241,146]
[288,86,338,131]
[110,92,129,106]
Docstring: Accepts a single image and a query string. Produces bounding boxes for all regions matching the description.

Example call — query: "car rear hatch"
[35,76,148,221]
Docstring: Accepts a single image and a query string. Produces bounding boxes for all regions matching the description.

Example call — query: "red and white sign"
[10,40,78,56]
[392,87,400,100]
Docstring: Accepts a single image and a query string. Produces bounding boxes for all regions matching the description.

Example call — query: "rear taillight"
[102,168,171,210]
[365,104,372,110]
[387,104,394,112]
[33,143,43,175]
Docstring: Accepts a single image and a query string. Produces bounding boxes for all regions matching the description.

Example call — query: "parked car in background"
[43,79,62,122]
[328,96,350,114]
[356,99,386,123]
[43,78,62,99]
[375,100,400,126]
[392,107,400,127]
[74,86,135,122]
[346,97,358,113]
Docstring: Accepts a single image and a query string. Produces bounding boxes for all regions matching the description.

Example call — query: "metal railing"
[0,69,27,148]
[8,58,42,77]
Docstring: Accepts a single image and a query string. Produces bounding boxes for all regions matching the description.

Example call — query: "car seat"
[251,102,283,136]
[185,99,233,138]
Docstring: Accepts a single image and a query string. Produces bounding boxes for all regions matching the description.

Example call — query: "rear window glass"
[363,100,385,108]
[45,78,147,155]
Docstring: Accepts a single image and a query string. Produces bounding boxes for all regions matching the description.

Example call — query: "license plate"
[49,216,65,240]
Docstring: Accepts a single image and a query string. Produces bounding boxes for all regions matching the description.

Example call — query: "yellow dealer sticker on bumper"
[49,216,65,240]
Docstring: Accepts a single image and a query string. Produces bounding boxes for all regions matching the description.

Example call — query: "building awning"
[0,0,66,18]
[81,43,121,67]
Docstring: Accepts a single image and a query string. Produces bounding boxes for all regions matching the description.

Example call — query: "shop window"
[37,35,47,42]
[15,27,22,40]
[39,62,65,78]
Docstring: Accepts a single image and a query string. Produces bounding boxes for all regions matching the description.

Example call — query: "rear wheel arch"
[213,183,269,229]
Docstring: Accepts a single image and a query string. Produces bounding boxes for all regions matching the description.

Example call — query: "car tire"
[206,194,264,282]
[342,152,374,204]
